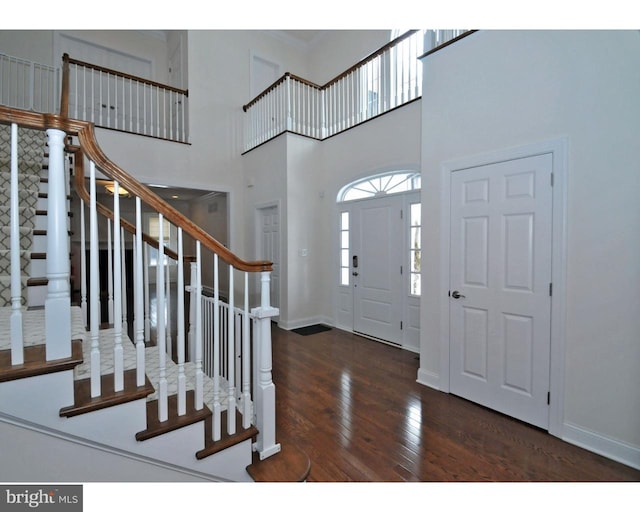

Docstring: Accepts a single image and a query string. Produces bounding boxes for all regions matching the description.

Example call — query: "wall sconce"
[104,183,130,197]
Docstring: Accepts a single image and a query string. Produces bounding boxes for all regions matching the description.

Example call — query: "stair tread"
[196,409,258,460]
[136,390,211,441]
[59,369,155,418]
[0,339,83,383]
[246,443,311,482]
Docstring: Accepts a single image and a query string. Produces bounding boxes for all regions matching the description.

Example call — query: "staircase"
[0,107,310,483]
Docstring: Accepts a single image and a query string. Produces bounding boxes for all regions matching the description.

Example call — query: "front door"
[351,195,404,344]
[449,154,553,429]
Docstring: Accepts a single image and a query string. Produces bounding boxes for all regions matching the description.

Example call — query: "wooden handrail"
[418,30,478,59]
[0,105,272,272]
[62,54,189,96]
[69,145,181,262]
[242,30,420,111]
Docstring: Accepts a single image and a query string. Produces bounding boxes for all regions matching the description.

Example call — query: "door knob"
[352,271,359,276]
[451,290,465,299]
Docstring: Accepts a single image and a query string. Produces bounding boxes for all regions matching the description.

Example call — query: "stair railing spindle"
[227,267,236,435]
[112,182,124,392]
[242,272,251,429]
[120,227,128,336]
[212,253,221,441]
[194,241,203,410]
[79,199,87,328]
[107,218,114,325]
[176,227,185,416]
[144,243,151,342]
[9,123,23,365]
[177,228,187,416]
[157,213,168,422]
[165,244,172,360]
[89,161,101,397]
[134,197,145,387]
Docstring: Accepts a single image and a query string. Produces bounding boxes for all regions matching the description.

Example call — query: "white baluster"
[188,261,197,362]
[88,161,100,396]
[9,123,23,365]
[194,242,204,410]
[177,228,186,416]
[79,199,87,328]
[120,227,128,335]
[113,183,123,392]
[134,198,145,386]
[227,267,236,435]
[212,253,221,441]
[157,214,168,422]
[285,74,292,131]
[107,218,114,326]
[144,243,151,342]
[165,247,172,360]
[242,272,251,429]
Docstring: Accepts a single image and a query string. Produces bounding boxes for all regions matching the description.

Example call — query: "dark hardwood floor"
[271,325,640,482]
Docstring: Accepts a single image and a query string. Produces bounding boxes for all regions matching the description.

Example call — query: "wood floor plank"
[271,326,640,482]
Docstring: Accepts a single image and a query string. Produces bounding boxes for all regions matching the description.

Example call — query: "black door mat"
[292,324,332,336]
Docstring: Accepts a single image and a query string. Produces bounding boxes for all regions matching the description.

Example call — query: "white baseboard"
[417,368,441,390]
[562,421,640,471]
[278,316,332,331]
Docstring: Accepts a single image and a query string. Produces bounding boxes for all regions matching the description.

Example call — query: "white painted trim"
[0,412,230,482]
[562,421,640,471]
[417,368,441,389]
[438,137,569,436]
[278,315,332,332]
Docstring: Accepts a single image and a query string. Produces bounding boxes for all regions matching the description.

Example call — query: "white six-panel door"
[449,154,553,428]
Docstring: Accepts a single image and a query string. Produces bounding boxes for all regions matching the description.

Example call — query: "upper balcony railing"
[0,52,188,144]
[0,53,60,113]
[242,29,471,153]
[61,54,189,143]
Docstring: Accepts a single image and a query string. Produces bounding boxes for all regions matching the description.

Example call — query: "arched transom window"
[337,171,421,202]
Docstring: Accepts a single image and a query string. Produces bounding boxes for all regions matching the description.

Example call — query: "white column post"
[251,271,280,460]
[44,128,71,361]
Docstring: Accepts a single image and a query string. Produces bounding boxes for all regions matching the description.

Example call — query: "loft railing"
[61,54,189,143]
[242,29,471,152]
[0,53,60,113]
[0,105,280,460]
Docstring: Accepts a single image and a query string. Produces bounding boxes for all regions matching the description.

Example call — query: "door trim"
[438,138,567,437]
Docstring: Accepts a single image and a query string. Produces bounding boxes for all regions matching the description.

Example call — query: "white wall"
[419,30,640,467]
[304,30,391,84]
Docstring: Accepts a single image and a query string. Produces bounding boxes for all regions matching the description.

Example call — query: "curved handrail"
[69,144,181,262]
[0,105,272,272]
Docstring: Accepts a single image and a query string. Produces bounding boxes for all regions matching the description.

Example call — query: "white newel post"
[44,128,71,361]
[251,271,281,460]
